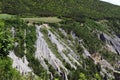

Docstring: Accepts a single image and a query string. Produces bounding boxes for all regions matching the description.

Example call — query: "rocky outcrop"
[48,30,81,68]
[8,51,32,75]
[35,25,68,80]
[99,33,120,55]
[8,23,120,80]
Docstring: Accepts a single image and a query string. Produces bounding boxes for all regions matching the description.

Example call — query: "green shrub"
[0,57,24,80]
[0,20,13,56]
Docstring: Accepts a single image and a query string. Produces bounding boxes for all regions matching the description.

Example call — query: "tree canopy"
[0,20,13,56]
[1,0,120,21]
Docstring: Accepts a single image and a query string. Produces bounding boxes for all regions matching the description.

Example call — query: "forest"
[1,0,120,22]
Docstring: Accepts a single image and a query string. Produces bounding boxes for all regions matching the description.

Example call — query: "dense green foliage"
[1,0,120,21]
[0,1,1,13]
[4,18,27,57]
[0,20,13,56]
[107,19,120,34]
[0,19,24,79]
[0,57,24,80]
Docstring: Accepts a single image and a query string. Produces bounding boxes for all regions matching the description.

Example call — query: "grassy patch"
[22,17,62,23]
[0,14,14,19]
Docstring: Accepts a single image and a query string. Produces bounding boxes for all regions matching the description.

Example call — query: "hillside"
[0,17,120,79]
[0,0,120,80]
[1,0,120,21]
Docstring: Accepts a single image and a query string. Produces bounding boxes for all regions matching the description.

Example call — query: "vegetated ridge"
[0,0,120,80]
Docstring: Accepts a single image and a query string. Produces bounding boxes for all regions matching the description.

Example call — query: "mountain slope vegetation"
[0,0,120,80]
[1,0,120,21]
[0,17,120,80]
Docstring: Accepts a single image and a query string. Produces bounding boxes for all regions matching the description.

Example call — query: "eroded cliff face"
[8,22,120,80]
[8,51,32,74]
[99,33,120,55]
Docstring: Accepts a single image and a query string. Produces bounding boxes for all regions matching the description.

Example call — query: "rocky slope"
[5,18,120,80]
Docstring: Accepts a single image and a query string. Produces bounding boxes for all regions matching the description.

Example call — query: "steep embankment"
[1,18,120,80]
